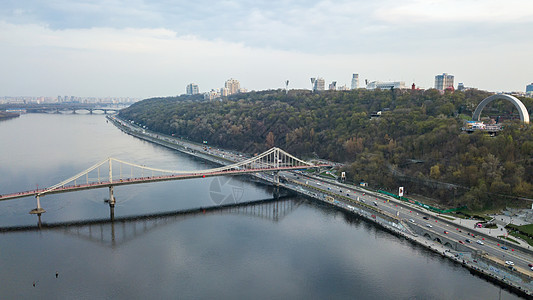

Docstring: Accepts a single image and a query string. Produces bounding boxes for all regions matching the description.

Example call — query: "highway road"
[110,115,533,275]
[292,174,533,274]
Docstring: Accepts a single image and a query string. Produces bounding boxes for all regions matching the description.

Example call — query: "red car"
[459,241,464,244]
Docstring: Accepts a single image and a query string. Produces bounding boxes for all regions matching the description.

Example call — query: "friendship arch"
[472,94,530,124]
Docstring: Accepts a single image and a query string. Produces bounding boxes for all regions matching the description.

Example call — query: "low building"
[366,81,406,90]
[203,89,219,100]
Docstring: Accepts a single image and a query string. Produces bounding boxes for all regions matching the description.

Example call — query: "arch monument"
[472,94,529,124]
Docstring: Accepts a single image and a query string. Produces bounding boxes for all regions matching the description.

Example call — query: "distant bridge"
[0,147,327,214]
[0,103,125,114]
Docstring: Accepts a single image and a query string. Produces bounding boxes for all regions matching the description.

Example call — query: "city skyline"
[1,1,533,98]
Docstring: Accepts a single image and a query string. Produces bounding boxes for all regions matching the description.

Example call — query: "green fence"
[377,190,466,214]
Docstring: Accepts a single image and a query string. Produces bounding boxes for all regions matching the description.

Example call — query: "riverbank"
[0,111,20,121]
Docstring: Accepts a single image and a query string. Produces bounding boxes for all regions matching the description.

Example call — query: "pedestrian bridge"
[0,147,328,213]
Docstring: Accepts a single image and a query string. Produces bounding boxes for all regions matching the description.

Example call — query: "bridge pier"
[29,195,46,214]
[109,205,115,221]
[273,171,280,187]
[273,186,280,199]
[109,186,115,207]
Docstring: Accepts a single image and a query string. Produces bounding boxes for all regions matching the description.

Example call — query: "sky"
[1,0,532,98]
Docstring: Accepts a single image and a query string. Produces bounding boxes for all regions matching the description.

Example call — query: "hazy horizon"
[1,0,532,98]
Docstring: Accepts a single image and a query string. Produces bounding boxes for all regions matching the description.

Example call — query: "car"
[476,240,484,245]
[373,201,378,206]
[409,219,415,223]
[501,246,508,250]
[505,261,514,266]
[465,239,471,243]
[528,263,533,268]
[443,231,449,234]
[423,216,429,220]
[426,224,433,228]
[459,240,464,244]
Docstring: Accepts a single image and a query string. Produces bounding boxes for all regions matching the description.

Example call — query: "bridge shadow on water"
[0,196,302,248]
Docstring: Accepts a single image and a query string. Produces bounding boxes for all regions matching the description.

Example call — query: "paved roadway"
[293,174,533,274]
[110,115,533,274]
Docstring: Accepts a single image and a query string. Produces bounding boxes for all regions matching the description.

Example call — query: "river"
[0,114,521,299]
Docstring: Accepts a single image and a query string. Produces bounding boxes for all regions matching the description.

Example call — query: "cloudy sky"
[1,0,532,98]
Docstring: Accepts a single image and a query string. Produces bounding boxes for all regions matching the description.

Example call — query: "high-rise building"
[351,74,359,89]
[526,83,533,97]
[329,81,337,90]
[225,78,240,95]
[186,83,199,95]
[313,77,325,91]
[435,73,454,91]
[457,83,465,91]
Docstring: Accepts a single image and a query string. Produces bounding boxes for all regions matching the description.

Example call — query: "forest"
[118,89,533,211]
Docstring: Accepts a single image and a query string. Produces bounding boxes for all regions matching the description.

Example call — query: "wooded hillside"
[119,89,533,210]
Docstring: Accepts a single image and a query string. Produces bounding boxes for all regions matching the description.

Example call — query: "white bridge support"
[29,195,46,214]
[109,186,115,207]
[108,159,115,207]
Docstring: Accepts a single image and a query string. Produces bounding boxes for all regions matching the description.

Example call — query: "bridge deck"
[0,165,328,201]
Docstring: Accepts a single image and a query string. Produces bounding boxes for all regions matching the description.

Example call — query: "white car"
[476,240,484,245]
[505,261,514,266]
[426,224,433,228]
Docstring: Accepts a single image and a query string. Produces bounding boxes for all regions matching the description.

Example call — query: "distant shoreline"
[0,112,20,121]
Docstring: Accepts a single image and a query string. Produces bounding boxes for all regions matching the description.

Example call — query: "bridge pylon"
[108,158,115,207]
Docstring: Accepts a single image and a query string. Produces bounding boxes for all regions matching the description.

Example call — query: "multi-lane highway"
[290,174,533,273]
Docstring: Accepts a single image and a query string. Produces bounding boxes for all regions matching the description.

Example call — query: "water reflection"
[0,198,302,248]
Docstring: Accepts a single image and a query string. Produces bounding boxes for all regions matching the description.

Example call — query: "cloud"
[0,1,532,96]
[377,0,533,23]
[2,0,533,54]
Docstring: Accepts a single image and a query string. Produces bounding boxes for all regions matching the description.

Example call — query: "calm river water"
[0,114,521,299]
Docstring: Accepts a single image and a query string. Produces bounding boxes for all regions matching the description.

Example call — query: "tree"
[430,165,441,179]
[266,132,275,149]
